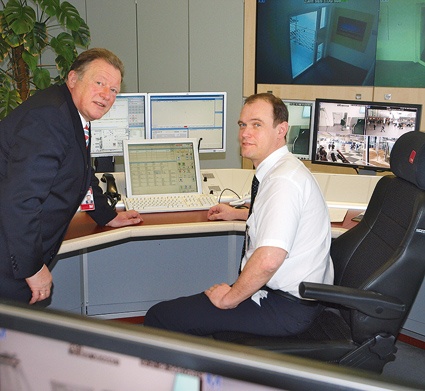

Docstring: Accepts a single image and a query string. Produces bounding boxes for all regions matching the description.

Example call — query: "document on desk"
[328,207,348,223]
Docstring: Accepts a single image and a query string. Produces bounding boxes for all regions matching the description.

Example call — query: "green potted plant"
[0,0,90,119]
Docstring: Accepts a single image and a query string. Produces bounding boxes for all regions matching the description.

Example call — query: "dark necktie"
[247,175,259,218]
[239,175,259,273]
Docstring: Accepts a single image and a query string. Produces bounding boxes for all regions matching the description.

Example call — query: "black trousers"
[144,289,323,337]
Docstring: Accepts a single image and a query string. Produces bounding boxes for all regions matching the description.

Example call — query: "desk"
[50,207,425,341]
[52,210,244,318]
[49,208,359,319]
[47,169,425,341]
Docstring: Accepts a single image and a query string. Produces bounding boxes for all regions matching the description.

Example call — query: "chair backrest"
[330,131,425,342]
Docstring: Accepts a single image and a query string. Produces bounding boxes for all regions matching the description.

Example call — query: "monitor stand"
[94,156,115,173]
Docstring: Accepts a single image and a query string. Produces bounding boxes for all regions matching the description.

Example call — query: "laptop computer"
[122,138,217,213]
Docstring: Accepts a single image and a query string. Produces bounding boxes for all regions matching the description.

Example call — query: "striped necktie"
[84,124,90,148]
[239,175,259,273]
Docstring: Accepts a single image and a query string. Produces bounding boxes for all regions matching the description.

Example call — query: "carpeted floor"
[381,340,425,389]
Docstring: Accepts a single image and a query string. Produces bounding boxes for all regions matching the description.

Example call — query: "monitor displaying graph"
[147,92,227,153]
[90,93,147,157]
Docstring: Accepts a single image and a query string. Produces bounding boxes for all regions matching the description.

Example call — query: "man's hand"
[207,203,248,221]
[204,283,236,309]
[205,247,288,310]
[106,210,143,227]
[25,264,53,304]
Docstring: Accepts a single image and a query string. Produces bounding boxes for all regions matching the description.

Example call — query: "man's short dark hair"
[244,93,289,127]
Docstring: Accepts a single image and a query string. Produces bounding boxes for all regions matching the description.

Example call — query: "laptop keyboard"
[123,193,218,213]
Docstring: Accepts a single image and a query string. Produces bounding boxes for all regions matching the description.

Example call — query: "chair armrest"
[299,282,406,320]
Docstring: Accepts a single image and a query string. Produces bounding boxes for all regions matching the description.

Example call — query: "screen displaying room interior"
[147,92,227,153]
[255,0,380,86]
[90,93,147,157]
[283,99,315,160]
[312,98,422,172]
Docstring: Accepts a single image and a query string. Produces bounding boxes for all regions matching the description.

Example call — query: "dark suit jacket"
[0,84,117,283]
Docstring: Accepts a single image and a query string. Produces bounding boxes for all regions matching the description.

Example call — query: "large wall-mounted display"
[375,0,425,87]
[256,0,425,88]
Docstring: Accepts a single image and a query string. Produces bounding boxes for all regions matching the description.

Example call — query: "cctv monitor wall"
[312,98,422,173]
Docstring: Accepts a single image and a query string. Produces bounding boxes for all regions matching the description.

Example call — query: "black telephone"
[101,173,121,209]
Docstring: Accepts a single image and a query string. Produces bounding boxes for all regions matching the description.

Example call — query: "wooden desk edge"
[59,219,246,255]
[58,209,361,256]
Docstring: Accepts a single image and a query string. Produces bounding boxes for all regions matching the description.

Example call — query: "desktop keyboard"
[123,193,218,213]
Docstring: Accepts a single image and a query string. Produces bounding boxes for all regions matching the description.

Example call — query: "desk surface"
[60,209,360,255]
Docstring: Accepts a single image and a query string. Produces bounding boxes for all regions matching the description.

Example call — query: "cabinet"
[86,0,244,170]
[50,233,242,318]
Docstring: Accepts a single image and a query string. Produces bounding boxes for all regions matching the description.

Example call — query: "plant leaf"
[33,67,51,89]
[35,0,60,18]
[22,49,38,72]
[72,20,91,47]
[57,2,82,31]
[50,32,76,61]
[1,7,24,48]
[55,54,73,79]
[0,87,22,119]
[24,21,48,54]
[0,33,12,60]
[4,0,36,35]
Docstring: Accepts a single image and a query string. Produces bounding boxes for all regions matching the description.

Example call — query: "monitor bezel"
[122,138,203,198]
[282,99,315,161]
[146,92,227,153]
[311,98,422,172]
[0,301,410,391]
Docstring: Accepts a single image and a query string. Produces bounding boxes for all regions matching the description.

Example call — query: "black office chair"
[214,131,425,373]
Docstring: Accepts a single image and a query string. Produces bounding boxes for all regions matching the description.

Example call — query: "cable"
[218,188,240,203]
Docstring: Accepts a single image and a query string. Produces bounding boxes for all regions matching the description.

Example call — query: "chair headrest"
[390,131,425,190]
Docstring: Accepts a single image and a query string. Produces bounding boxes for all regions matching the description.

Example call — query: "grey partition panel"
[189,0,245,169]
[82,0,244,169]
[137,0,190,93]
[48,232,243,317]
[50,252,84,314]
[84,234,241,316]
[86,0,139,92]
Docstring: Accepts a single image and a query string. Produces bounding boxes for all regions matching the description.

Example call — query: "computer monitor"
[283,99,315,160]
[90,93,148,157]
[122,138,203,198]
[255,0,380,86]
[0,301,410,391]
[312,98,422,173]
[147,92,227,153]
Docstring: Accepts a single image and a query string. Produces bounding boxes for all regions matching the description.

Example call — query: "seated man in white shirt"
[144,93,333,337]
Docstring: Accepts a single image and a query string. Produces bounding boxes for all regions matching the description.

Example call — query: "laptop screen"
[123,139,203,197]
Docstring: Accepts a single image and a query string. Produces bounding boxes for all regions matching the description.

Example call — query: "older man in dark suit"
[0,48,142,304]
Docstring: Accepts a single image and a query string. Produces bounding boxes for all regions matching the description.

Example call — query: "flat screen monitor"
[90,93,147,157]
[0,301,409,391]
[255,0,380,86]
[147,92,227,153]
[283,99,315,160]
[312,98,422,172]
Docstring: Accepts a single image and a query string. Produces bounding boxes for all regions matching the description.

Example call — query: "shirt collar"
[255,145,289,183]
[78,113,90,129]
